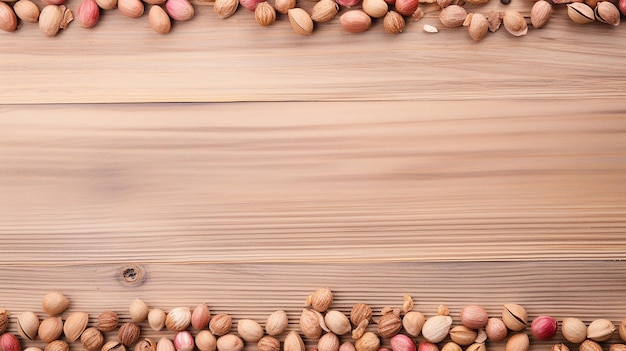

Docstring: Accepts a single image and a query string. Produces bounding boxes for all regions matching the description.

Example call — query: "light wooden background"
[1,0,626,349]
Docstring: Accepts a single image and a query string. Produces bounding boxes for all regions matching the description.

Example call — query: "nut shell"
[355,332,380,351]
[402,312,425,337]
[209,314,232,336]
[287,8,313,35]
[502,304,527,331]
[351,304,372,327]
[81,327,105,351]
[255,2,276,25]
[135,338,157,351]
[148,309,167,330]
[265,310,288,336]
[98,311,119,332]
[422,315,453,343]
[502,11,528,36]
[485,318,508,341]
[195,331,217,351]
[620,319,626,342]
[166,307,192,332]
[17,312,40,340]
[274,0,294,14]
[587,319,615,342]
[129,299,150,323]
[594,1,620,25]
[468,13,489,41]
[0,2,17,32]
[562,318,587,344]
[300,309,322,339]
[39,316,63,343]
[257,337,280,351]
[214,0,238,18]
[283,331,305,351]
[64,312,89,343]
[567,2,594,23]
[383,10,405,34]
[0,310,8,334]
[103,341,126,351]
[449,326,478,346]
[42,292,70,315]
[339,10,371,33]
[580,340,602,351]
[156,338,175,351]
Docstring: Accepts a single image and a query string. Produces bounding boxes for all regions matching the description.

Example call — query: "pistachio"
[383,10,405,34]
[17,312,39,340]
[0,333,21,351]
[355,332,380,351]
[339,10,372,33]
[195,331,217,351]
[42,292,70,315]
[594,1,620,25]
[311,0,338,22]
[439,5,467,27]
[505,333,529,351]
[214,0,239,18]
[64,312,89,343]
[351,304,373,327]
[580,340,603,351]
[39,316,64,343]
[441,343,462,351]
[362,0,388,18]
[165,0,194,20]
[119,322,141,346]
[284,331,305,351]
[402,311,425,337]
[77,0,99,28]
[148,6,170,35]
[266,310,288,336]
[450,326,478,346]
[485,318,507,341]
[587,319,615,342]
[300,309,322,339]
[45,340,69,351]
[174,331,195,351]
[237,319,264,343]
[531,316,558,340]
[0,310,8,334]
[466,343,486,351]
[325,311,351,335]
[502,11,528,36]
[103,341,127,351]
[130,299,150,323]
[274,0,294,14]
[254,1,276,25]
[530,0,552,28]
[166,307,192,332]
[98,311,119,332]
[567,2,595,23]
[13,0,39,22]
[319,333,340,351]
[422,315,453,343]
[135,338,157,351]
[390,334,416,351]
[467,13,488,41]
[216,335,244,351]
[81,327,105,351]
[258,336,280,351]
[287,8,313,35]
[562,318,587,344]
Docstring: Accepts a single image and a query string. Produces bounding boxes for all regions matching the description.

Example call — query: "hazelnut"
[129,299,150,323]
[195,331,216,351]
[17,312,39,340]
[266,310,288,336]
[378,313,402,339]
[192,304,211,330]
[350,304,372,327]
[81,327,105,351]
[531,316,558,340]
[284,331,305,351]
[237,319,264,343]
[174,331,195,351]
[216,335,244,351]
[0,333,21,351]
[166,307,192,332]
[119,322,141,346]
[39,316,63,343]
[258,336,280,351]
[209,314,232,336]
[63,312,89,343]
[42,292,69,315]
[390,334,415,351]
[98,311,119,332]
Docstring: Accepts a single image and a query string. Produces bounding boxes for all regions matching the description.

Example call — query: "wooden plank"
[0,261,626,351]
[0,100,625,264]
[1,1,626,104]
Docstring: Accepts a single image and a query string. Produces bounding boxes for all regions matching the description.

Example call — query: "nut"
[378,313,402,339]
[98,311,119,332]
[0,3,17,32]
[0,310,7,334]
[284,331,305,351]
[485,318,507,342]
[156,338,175,351]
[362,0,387,18]
[45,340,69,351]
[580,340,602,351]
[502,11,528,36]
[324,311,351,335]
[530,0,552,28]
[531,316,558,340]
[214,0,238,18]
[17,312,39,340]
[216,335,244,351]
[147,7,171,34]
[300,309,322,339]
[340,342,356,351]
[274,0,294,14]
[621,319,626,342]
[103,341,127,351]
[119,322,141,346]
[567,2,595,23]
[81,327,105,351]
[421,315,453,343]
[383,11,405,33]
[42,292,70,315]
[339,10,371,33]
[418,342,439,351]
[95,0,116,10]
[441,343,462,351]
[77,0,99,28]
[165,0,194,21]
[309,288,333,313]
[562,318,587,344]
[402,296,414,314]
[64,312,89,343]
[190,304,211,330]
[486,10,503,32]
[318,333,340,351]
[466,344,485,351]
[195,331,216,351]
[129,299,150,323]
[174,331,195,351]
[166,307,192,332]
[239,0,263,10]
[394,0,418,16]
[0,333,21,351]
[475,329,487,344]
[450,326,478,346]
[460,305,489,330]
[595,1,620,25]
[402,311,425,337]
[552,344,569,351]
[258,336,280,351]
[610,345,626,351]
[266,310,288,336]
[148,309,167,330]
[390,334,415,351]
[135,338,157,351]
[351,304,373,327]
[39,316,63,343]
[287,8,313,35]
[503,306,527,331]
[587,319,615,342]
[255,2,276,25]
[209,314,232,336]
[505,333,529,351]
[352,320,369,340]
[311,0,338,22]
[439,5,467,27]
[355,332,380,351]
[468,13,488,40]
[13,0,39,22]
[237,319,264,342]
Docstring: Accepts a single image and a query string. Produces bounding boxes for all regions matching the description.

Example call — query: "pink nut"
[239,0,263,10]
[531,316,558,340]
[174,331,195,351]
[391,335,416,351]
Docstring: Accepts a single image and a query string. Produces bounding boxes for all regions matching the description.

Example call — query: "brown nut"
[210,314,232,336]
[42,292,70,315]
[351,304,372,327]
[81,328,105,351]
[39,317,63,343]
[502,304,527,331]
[64,312,89,343]
[98,311,119,332]
[119,322,141,346]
